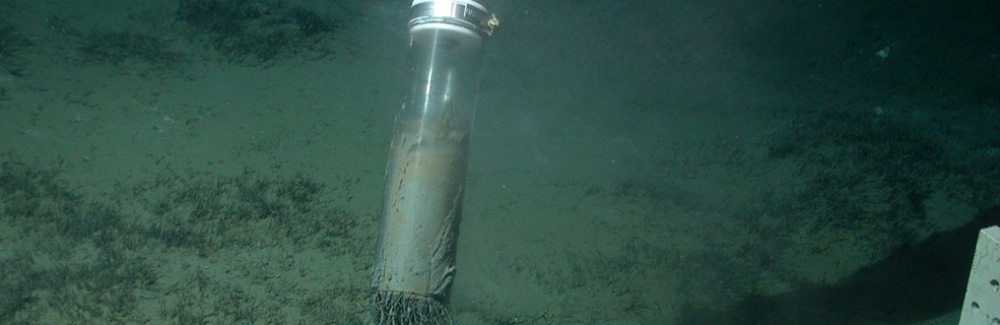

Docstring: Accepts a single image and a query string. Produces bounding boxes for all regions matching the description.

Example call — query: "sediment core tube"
[370,1,498,324]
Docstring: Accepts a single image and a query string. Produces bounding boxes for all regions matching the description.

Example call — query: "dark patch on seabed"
[679,206,1000,325]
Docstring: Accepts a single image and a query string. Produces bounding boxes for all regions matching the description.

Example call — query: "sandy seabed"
[1,0,998,324]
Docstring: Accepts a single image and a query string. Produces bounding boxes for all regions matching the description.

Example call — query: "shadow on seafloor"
[679,206,1000,325]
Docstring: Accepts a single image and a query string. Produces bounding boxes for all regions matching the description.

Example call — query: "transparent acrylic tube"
[371,1,495,324]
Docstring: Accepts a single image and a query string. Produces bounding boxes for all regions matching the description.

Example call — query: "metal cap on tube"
[409,0,499,37]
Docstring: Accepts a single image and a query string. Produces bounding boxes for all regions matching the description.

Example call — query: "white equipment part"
[959,226,1000,325]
